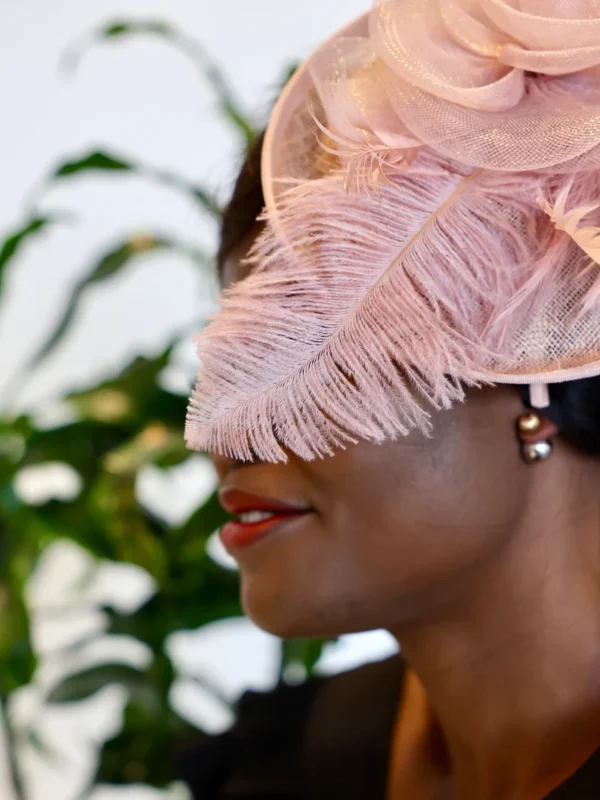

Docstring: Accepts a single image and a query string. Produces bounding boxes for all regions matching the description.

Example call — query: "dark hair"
[219,134,600,457]
[218,132,266,274]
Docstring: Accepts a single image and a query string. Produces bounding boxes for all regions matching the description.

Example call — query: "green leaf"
[281,638,330,678]
[104,23,131,37]
[51,149,222,220]
[53,151,133,178]
[83,474,169,578]
[104,557,241,643]
[0,484,21,518]
[0,583,37,693]
[190,186,222,218]
[103,422,187,475]
[22,420,129,478]
[93,699,194,787]
[0,217,58,296]
[5,640,37,691]
[150,170,222,219]
[175,490,227,544]
[281,64,299,87]
[47,663,147,704]
[103,20,171,38]
[70,343,175,408]
[26,236,169,369]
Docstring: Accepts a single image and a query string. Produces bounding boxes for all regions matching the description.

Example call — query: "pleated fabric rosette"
[187,0,600,463]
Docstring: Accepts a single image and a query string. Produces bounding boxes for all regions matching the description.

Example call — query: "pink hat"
[186,0,600,462]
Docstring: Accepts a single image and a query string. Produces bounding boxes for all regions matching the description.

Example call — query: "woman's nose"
[209,449,262,480]
[209,452,239,482]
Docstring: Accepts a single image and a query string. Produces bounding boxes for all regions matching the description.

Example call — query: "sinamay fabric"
[186,0,600,463]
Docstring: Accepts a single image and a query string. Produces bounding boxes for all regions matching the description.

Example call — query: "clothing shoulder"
[177,654,404,800]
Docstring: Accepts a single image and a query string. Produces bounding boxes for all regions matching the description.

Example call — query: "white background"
[0,2,398,798]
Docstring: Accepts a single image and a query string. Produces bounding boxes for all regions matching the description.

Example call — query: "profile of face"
[210,235,540,640]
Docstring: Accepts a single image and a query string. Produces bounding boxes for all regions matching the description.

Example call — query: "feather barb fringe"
[538,183,600,313]
[185,151,541,463]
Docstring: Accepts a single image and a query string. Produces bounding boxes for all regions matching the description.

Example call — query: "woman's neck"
[390,461,600,799]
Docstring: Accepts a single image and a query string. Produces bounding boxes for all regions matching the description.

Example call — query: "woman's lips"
[218,487,313,552]
[219,513,311,552]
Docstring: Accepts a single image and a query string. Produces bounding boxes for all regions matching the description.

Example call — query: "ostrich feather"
[186,149,546,463]
[538,183,600,313]
[311,108,419,195]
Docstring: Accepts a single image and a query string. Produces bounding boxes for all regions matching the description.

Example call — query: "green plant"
[0,20,321,799]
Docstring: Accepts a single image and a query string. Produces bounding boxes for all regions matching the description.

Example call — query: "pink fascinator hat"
[186,0,600,463]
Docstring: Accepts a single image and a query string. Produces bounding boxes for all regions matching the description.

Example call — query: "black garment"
[178,655,600,799]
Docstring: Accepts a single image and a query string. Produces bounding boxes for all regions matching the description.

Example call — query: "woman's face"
[210,237,533,639]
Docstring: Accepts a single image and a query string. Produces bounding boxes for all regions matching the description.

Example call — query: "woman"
[182,2,600,797]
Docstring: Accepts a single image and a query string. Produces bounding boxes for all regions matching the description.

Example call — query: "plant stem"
[0,693,26,800]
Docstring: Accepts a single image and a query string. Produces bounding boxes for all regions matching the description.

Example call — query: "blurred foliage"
[0,19,318,800]
[26,235,208,372]
[0,217,65,296]
[62,18,257,148]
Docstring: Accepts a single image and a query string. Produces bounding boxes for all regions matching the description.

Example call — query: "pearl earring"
[520,440,553,464]
[516,412,553,464]
[517,412,542,434]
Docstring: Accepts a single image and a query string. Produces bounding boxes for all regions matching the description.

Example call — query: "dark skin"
[211,232,600,799]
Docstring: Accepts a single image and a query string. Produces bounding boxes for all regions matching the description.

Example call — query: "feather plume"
[538,183,600,313]
[311,108,419,195]
[186,149,547,463]
[186,2,600,465]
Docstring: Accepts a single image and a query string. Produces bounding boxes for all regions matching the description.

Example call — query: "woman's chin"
[242,577,340,639]
[240,574,368,640]
[241,578,318,638]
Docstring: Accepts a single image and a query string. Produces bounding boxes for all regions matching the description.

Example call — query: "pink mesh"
[186,1,600,462]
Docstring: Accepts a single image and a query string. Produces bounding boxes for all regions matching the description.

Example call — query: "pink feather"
[312,114,417,194]
[185,1,600,463]
[538,183,600,313]
[186,149,549,463]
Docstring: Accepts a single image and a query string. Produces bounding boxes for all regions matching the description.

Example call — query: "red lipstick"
[218,488,312,551]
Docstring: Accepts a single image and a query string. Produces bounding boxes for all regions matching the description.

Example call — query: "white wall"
[0,0,363,407]
[0,2,399,798]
